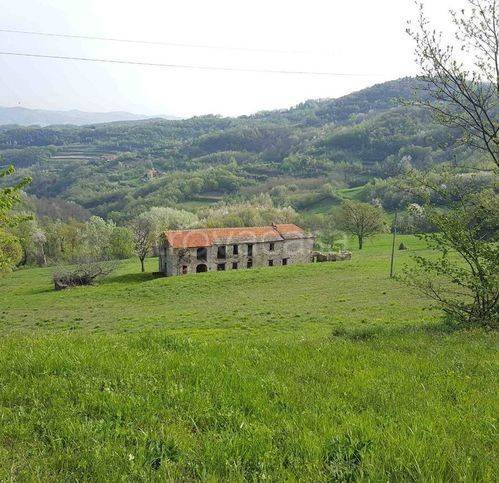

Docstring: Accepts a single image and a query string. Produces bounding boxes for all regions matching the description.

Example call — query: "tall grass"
[0,235,496,480]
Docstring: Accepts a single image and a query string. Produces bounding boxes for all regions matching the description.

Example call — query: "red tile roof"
[163,224,308,248]
[273,224,307,238]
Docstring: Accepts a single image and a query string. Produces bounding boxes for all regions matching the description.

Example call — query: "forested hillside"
[0,77,489,221]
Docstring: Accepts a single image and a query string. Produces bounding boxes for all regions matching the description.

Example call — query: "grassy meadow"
[0,235,497,481]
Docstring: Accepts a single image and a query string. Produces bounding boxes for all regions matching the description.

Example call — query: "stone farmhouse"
[159,224,314,276]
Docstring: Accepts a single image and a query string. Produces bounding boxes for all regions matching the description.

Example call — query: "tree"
[12,218,38,266]
[130,207,199,272]
[146,206,199,238]
[0,165,31,272]
[300,213,346,251]
[109,226,134,260]
[80,216,115,262]
[404,0,499,327]
[54,219,85,262]
[0,231,22,272]
[38,218,85,265]
[401,184,498,327]
[202,194,297,228]
[334,161,364,186]
[406,0,499,167]
[131,214,156,272]
[337,200,385,249]
[31,229,47,266]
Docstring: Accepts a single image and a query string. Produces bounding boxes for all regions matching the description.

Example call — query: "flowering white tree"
[79,216,115,262]
[31,229,47,266]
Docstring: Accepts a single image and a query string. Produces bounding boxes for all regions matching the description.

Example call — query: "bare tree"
[407,0,499,167]
[53,262,116,290]
[131,215,155,273]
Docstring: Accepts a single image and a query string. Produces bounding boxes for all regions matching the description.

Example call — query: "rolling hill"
[0,77,481,220]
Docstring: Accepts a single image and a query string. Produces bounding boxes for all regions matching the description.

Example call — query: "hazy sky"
[0,0,466,117]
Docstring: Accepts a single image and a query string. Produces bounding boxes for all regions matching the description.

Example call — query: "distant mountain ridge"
[0,106,180,127]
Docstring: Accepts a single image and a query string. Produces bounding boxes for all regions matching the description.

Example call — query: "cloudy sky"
[0,0,465,117]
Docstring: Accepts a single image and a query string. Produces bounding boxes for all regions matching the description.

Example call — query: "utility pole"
[390,211,398,278]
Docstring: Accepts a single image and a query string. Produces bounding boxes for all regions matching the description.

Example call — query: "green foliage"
[401,190,498,328]
[201,194,297,228]
[43,219,84,264]
[145,206,199,233]
[401,0,499,328]
[109,226,135,260]
[0,230,22,272]
[12,218,38,265]
[319,107,456,165]
[395,204,436,234]
[406,0,499,168]
[361,177,413,210]
[13,216,136,266]
[336,200,386,249]
[0,78,482,220]
[0,165,31,271]
[0,146,55,168]
[281,154,332,176]
[79,216,116,262]
[300,212,345,250]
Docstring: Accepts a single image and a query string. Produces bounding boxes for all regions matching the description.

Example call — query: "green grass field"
[0,235,497,481]
[338,185,365,201]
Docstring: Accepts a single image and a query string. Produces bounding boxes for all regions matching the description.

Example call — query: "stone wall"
[312,250,352,262]
[159,237,314,276]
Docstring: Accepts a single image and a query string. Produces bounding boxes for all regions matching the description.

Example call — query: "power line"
[0,51,382,77]
[0,28,323,56]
